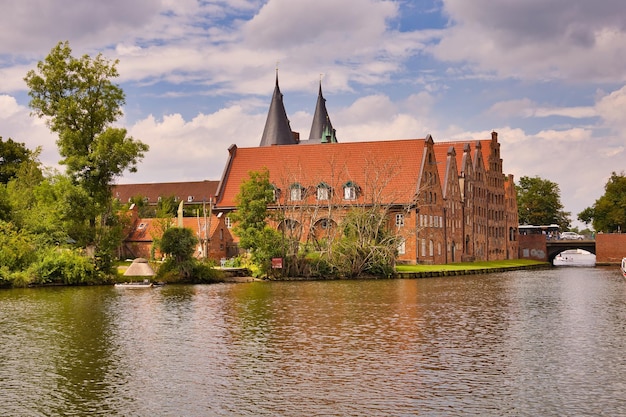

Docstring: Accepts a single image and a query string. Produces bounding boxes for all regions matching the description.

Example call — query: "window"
[225,216,232,229]
[344,186,356,200]
[397,239,406,255]
[271,185,281,202]
[395,213,404,228]
[317,183,330,201]
[187,195,194,202]
[343,181,358,200]
[429,240,434,256]
[290,186,302,201]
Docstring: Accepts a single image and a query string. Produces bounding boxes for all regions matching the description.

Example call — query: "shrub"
[29,247,99,285]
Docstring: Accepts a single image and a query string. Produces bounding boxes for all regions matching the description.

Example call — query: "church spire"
[308,79,337,143]
[259,70,297,147]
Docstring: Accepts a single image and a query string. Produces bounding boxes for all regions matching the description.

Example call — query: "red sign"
[271,257,283,269]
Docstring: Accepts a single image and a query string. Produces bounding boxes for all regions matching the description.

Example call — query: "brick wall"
[596,233,626,264]
[518,234,547,261]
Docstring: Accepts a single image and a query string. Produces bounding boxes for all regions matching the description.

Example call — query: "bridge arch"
[546,241,596,264]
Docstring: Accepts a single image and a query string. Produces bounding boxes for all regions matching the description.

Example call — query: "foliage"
[0,185,11,222]
[516,175,571,229]
[328,208,400,278]
[231,168,286,276]
[155,256,221,283]
[28,247,99,285]
[24,40,148,262]
[0,220,37,275]
[158,227,198,279]
[160,227,198,262]
[578,171,626,232]
[0,137,32,184]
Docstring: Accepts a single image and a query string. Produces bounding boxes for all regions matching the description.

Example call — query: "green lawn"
[395,259,548,273]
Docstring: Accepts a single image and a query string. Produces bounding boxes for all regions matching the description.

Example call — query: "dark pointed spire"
[308,80,337,143]
[259,70,297,147]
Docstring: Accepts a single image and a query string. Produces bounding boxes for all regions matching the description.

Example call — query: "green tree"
[516,176,571,229]
[231,168,284,276]
[578,171,626,232]
[0,137,32,184]
[24,41,148,270]
[158,227,198,280]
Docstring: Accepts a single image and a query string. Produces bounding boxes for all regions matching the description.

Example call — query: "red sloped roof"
[217,139,427,208]
[126,216,222,242]
[113,180,219,204]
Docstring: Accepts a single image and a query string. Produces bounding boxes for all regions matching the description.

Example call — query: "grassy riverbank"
[395,259,550,278]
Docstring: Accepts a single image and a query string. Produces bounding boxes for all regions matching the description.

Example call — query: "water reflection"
[1,268,626,416]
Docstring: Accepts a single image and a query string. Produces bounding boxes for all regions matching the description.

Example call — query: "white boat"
[115,279,153,289]
[621,258,626,278]
[553,249,596,267]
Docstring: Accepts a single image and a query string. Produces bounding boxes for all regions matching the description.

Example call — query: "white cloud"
[433,0,626,82]
[122,105,264,183]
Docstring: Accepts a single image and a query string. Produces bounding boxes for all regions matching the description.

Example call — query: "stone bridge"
[545,240,596,263]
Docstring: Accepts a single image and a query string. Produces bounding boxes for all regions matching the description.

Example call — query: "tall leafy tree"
[231,168,285,276]
[516,175,571,230]
[24,41,148,266]
[24,41,148,228]
[578,171,626,232]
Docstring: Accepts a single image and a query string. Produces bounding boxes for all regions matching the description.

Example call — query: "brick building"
[213,76,519,264]
[116,75,518,264]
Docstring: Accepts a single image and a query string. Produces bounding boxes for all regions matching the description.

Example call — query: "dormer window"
[317,182,330,201]
[187,195,194,202]
[290,183,303,201]
[343,181,358,200]
[271,185,281,202]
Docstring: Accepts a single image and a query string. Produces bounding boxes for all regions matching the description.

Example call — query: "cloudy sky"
[1,0,625,228]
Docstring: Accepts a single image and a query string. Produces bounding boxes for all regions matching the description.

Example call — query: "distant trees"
[516,176,571,230]
[578,171,626,233]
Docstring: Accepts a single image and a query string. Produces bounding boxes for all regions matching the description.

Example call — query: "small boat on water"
[621,258,626,278]
[553,249,596,267]
[115,279,153,289]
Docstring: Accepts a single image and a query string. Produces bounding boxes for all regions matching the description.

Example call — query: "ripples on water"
[1,268,626,416]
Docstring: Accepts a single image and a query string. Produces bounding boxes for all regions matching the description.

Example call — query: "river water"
[1,267,625,416]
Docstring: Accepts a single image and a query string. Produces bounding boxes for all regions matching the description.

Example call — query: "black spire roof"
[308,82,337,143]
[259,72,297,147]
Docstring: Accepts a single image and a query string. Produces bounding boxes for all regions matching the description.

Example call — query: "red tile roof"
[126,216,222,242]
[113,180,219,204]
[216,139,428,208]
